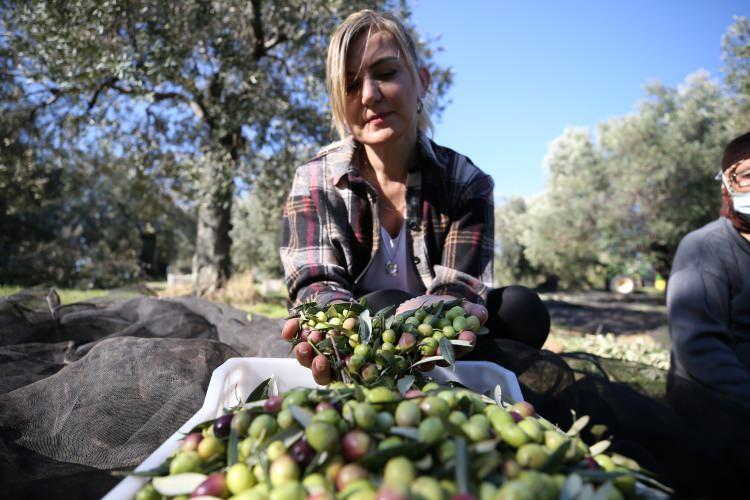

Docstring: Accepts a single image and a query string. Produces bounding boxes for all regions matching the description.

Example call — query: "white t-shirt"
[358,224,426,295]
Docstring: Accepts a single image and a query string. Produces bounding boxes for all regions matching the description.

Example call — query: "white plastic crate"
[104,358,523,500]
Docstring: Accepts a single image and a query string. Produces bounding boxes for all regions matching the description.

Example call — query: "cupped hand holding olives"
[282,295,489,385]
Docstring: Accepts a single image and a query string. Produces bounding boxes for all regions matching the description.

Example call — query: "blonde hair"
[326,10,433,140]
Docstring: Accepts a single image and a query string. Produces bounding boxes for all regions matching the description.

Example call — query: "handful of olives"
[133,378,667,500]
[288,299,489,386]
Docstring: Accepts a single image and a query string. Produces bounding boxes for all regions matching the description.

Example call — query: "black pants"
[357,286,550,350]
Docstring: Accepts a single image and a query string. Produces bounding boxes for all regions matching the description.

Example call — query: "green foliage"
[3,0,451,291]
[494,197,542,287]
[520,73,739,288]
[723,16,750,121]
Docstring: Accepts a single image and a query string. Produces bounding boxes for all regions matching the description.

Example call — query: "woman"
[666,130,750,488]
[280,10,549,384]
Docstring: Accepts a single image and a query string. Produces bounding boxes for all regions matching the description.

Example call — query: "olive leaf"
[449,340,473,348]
[245,377,273,403]
[454,437,470,494]
[120,460,171,477]
[590,481,616,500]
[493,385,503,407]
[566,415,590,436]
[390,426,420,440]
[288,404,313,428]
[539,439,571,473]
[359,309,373,346]
[358,442,429,468]
[410,355,445,369]
[560,474,583,500]
[633,471,675,495]
[428,301,445,326]
[226,428,239,466]
[588,440,611,456]
[304,450,328,477]
[475,326,490,336]
[439,337,455,369]
[397,375,416,396]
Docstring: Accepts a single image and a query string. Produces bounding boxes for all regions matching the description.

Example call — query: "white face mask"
[719,171,750,215]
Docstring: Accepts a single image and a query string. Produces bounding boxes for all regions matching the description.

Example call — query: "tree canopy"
[2,0,452,291]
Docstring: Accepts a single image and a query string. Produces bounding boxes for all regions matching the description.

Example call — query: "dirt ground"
[541,290,670,348]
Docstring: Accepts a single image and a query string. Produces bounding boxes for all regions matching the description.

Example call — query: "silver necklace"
[381,226,401,276]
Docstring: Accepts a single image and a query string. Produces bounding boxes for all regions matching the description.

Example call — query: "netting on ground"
[1,289,747,499]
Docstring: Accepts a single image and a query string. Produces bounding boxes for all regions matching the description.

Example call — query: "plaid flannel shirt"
[281,133,495,308]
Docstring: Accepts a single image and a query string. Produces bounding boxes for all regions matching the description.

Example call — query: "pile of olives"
[289,299,488,386]
[133,379,666,500]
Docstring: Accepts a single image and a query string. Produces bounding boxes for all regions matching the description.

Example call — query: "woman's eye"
[377,70,396,80]
[346,81,360,94]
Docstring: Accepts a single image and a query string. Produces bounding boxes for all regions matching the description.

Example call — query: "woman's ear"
[419,67,431,95]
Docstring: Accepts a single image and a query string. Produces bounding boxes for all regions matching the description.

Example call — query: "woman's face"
[343,30,426,148]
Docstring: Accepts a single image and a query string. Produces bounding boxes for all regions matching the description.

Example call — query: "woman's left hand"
[396,294,487,369]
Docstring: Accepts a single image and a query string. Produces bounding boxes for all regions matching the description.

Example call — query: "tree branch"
[250,0,266,60]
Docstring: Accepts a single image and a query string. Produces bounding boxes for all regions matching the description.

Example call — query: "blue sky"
[410,0,749,199]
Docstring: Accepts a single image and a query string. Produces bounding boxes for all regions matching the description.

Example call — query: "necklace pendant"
[386,262,398,276]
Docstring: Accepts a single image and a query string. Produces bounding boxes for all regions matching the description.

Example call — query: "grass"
[0,284,112,304]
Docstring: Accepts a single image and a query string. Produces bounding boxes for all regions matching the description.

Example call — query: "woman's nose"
[361,76,381,105]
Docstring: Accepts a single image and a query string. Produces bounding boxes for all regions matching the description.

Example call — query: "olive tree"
[4,0,452,294]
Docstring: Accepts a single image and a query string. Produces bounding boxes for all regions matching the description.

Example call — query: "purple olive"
[181,432,203,452]
[398,332,417,353]
[291,438,315,465]
[377,485,409,500]
[191,473,229,498]
[342,430,372,461]
[336,463,368,492]
[300,329,311,342]
[214,413,234,438]
[510,401,536,418]
[510,411,523,423]
[308,330,325,344]
[264,396,283,414]
[360,364,379,384]
[316,401,335,413]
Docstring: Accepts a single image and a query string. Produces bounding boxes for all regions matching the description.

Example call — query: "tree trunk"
[192,152,234,296]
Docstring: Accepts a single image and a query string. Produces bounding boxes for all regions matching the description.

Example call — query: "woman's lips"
[366,112,393,125]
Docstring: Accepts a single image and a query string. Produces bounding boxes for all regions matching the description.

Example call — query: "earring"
[417,99,423,114]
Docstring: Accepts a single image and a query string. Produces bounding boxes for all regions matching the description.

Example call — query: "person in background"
[666,130,750,486]
[279,10,549,384]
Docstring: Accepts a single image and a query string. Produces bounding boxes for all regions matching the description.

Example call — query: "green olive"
[354,403,377,430]
[227,462,257,494]
[518,417,543,444]
[465,315,481,332]
[445,306,466,321]
[169,450,201,475]
[269,481,307,500]
[418,416,445,445]
[249,414,278,440]
[500,424,529,449]
[419,396,450,418]
[452,316,468,332]
[410,477,444,500]
[197,435,225,460]
[417,323,434,337]
[395,400,421,427]
[442,326,457,339]
[516,443,549,469]
[382,329,397,344]
[354,344,373,359]
[135,484,160,500]
[383,456,415,487]
[448,410,468,426]
[305,421,339,452]
[277,410,294,429]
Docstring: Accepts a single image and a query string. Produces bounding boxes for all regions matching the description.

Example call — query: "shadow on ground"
[542,291,668,344]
